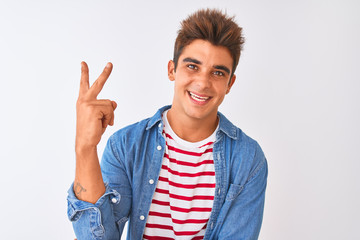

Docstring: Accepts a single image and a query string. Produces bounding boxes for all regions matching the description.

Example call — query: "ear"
[168,60,175,81]
[226,74,236,94]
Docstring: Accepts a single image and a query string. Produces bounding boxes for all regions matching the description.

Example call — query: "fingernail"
[106,62,112,68]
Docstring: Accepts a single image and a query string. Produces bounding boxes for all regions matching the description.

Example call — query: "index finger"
[79,61,90,97]
[87,62,113,99]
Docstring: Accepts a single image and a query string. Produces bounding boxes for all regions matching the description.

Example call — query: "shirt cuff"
[67,182,121,222]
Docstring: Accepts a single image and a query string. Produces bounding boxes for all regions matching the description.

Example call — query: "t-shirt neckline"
[162,110,218,149]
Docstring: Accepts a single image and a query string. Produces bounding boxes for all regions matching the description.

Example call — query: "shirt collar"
[146,105,237,140]
[146,105,171,130]
[217,111,238,140]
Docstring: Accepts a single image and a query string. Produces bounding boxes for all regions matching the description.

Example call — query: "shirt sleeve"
[67,134,131,240]
[217,144,268,240]
[67,183,121,240]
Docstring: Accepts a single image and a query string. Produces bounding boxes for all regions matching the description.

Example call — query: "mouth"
[188,91,211,104]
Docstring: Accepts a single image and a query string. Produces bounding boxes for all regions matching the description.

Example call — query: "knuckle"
[105,99,112,105]
[76,98,88,108]
[77,101,94,112]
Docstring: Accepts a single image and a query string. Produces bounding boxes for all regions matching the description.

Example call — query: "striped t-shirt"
[143,110,217,240]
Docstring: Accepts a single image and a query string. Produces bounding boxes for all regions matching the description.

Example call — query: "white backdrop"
[0,0,359,239]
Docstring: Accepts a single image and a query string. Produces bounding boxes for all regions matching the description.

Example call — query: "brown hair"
[173,9,245,78]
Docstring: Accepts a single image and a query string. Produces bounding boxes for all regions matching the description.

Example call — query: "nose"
[194,70,211,90]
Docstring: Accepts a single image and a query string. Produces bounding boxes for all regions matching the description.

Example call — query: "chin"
[184,107,215,121]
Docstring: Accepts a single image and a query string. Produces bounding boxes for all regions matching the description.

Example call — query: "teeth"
[189,92,210,101]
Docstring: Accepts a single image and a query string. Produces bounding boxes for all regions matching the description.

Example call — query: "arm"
[74,61,117,203]
[217,145,268,240]
[67,62,121,239]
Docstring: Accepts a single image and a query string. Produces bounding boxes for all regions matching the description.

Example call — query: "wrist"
[75,143,97,157]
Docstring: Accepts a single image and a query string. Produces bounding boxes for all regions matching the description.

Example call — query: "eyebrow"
[183,57,201,64]
[183,57,231,75]
[214,65,230,75]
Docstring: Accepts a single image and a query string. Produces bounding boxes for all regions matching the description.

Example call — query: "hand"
[75,61,117,152]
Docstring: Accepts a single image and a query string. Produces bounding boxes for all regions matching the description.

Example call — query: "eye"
[213,71,225,76]
[187,64,198,70]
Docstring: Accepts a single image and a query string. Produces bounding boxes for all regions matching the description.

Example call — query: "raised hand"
[75,61,117,152]
[73,61,117,203]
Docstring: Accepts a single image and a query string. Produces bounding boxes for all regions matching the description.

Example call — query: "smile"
[188,91,211,102]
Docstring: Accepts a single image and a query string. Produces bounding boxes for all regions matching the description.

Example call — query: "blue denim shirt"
[67,105,268,240]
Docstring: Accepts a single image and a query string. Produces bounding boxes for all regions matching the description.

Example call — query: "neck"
[167,108,218,142]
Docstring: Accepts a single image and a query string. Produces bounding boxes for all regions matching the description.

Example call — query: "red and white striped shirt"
[143,110,217,240]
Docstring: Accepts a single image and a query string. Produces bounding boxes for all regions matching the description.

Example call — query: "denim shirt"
[67,105,268,240]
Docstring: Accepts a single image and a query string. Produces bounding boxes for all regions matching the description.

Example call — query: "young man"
[67,9,268,240]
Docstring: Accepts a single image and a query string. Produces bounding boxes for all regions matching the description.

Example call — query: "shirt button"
[158,123,162,128]
[149,179,154,184]
[157,145,162,151]
[211,222,214,229]
[111,198,117,203]
[140,215,145,220]
[218,188,221,195]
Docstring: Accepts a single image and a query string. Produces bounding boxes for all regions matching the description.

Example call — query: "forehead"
[179,39,233,68]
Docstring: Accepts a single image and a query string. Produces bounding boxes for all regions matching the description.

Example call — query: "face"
[168,39,236,124]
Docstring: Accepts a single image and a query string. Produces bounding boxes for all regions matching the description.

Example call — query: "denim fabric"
[67,105,268,240]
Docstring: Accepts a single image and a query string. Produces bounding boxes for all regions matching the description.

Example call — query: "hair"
[173,9,245,78]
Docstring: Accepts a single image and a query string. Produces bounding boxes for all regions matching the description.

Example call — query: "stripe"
[143,234,174,240]
[164,130,214,149]
[152,199,169,206]
[148,211,171,218]
[145,223,203,236]
[164,153,214,167]
[155,188,215,201]
[162,165,215,177]
[198,141,214,148]
[172,218,209,224]
[175,230,202,236]
[158,176,216,189]
[170,205,212,213]
[167,144,213,156]
[151,200,212,213]
[162,130,174,140]
[192,236,204,240]
[146,223,172,230]
[148,211,209,224]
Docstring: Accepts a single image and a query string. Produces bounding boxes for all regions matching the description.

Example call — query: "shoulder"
[218,111,262,156]
[108,117,154,151]
[236,129,267,180]
[217,112,267,182]
[113,118,150,138]
[237,128,264,160]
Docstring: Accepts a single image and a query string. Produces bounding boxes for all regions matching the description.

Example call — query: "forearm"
[68,62,121,238]
[68,137,127,240]
[74,145,106,204]
[68,180,121,240]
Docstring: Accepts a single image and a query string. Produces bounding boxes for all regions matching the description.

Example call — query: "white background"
[0,0,359,239]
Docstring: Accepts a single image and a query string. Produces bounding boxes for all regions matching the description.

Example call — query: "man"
[67,9,268,240]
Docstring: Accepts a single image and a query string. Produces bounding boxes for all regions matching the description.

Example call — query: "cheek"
[215,83,230,95]
[175,73,192,87]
